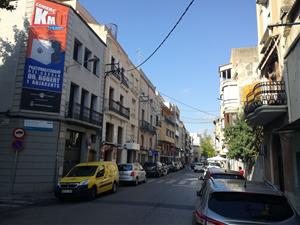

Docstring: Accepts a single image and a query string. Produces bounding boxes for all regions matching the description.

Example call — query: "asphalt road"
[0,168,201,225]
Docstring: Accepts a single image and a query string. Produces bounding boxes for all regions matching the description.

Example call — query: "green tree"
[223,115,263,162]
[0,0,17,10]
[200,132,216,158]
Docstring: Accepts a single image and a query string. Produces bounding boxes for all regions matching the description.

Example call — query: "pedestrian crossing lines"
[147,177,200,187]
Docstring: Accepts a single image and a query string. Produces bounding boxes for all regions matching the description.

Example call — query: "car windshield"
[118,164,133,171]
[66,166,98,177]
[209,192,294,222]
[211,173,245,180]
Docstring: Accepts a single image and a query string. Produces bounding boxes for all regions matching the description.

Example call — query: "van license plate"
[61,189,72,193]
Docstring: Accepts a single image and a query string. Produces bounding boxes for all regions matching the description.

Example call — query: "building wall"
[0,0,106,194]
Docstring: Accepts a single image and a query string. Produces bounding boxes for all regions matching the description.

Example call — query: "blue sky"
[79,0,258,134]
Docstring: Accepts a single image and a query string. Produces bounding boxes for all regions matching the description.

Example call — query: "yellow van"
[55,161,119,200]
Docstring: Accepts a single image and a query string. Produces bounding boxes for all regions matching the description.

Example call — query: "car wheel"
[88,187,97,200]
[111,182,117,193]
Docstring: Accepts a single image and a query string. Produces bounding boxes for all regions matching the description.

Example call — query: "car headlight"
[79,180,90,186]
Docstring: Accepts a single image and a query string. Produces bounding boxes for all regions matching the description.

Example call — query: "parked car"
[143,161,164,177]
[165,161,176,172]
[190,162,196,170]
[118,163,146,185]
[193,162,205,173]
[55,161,119,200]
[199,167,245,181]
[194,178,300,225]
[161,163,169,175]
[206,161,221,169]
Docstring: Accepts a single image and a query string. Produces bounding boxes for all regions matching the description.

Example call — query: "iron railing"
[140,120,156,134]
[244,81,287,115]
[108,99,130,119]
[165,117,175,126]
[106,65,129,88]
[66,102,103,126]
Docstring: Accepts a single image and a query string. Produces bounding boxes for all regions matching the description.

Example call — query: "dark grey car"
[193,179,300,225]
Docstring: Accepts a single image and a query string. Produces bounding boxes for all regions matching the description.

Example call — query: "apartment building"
[0,0,106,193]
[159,101,176,163]
[216,47,259,157]
[238,0,300,212]
[100,27,139,164]
[138,71,160,163]
[244,0,300,211]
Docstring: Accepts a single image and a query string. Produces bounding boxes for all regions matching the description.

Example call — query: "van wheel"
[112,182,117,193]
[88,187,97,200]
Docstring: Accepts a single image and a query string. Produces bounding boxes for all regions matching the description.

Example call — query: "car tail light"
[130,171,136,177]
[194,211,226,225]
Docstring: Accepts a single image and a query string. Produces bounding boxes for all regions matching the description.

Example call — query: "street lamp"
[65,57,99,72]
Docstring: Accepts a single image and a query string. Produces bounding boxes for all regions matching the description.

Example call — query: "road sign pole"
[10,150,19,194]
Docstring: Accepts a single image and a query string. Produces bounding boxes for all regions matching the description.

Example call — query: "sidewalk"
[0,192,56,214]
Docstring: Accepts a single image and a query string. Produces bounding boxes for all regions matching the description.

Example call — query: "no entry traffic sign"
[13,128,26,139]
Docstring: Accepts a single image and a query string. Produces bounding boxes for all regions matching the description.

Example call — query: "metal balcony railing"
[244,81,287,115]
[66,102,103,126]
[156,120,162,127]
[140,120,156,134]
[108,99,130,119]
[106,65,129,88]
[165,117,175,126]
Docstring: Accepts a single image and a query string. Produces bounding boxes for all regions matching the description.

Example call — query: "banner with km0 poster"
[21,0,69,113]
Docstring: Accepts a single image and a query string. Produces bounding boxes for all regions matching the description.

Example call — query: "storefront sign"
[20,88,61,113]
[24,119,53,131]
[20,0,69,113]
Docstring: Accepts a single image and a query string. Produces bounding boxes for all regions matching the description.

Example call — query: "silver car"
[118,163,147,185]
[194,179,300,225]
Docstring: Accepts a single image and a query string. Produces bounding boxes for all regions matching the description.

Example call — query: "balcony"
[107,99,130,120]
[65,102,103,127]
[156,120,162,127]
[244,81,287,125]
[107,65,129,88]
[165,117,175,126]
[140,120,156,134]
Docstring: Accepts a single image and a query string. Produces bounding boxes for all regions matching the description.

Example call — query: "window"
[149,138,152,149]
[111,56,115,71]
[84,48,92,70]
[92,56,99,75]
[227,69,231,79]
[141,135,144,148]
[117,127,123,145]
[120,95,124,106]
[73,39,83,63]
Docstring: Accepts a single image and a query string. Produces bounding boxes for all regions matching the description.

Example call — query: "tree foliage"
[0,0,17,11]
[200,132,216,158]
[223,115,263,162]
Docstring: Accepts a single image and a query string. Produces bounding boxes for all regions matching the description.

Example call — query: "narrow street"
[0,169,200,225]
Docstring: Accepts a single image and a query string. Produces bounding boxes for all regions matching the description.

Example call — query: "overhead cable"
[126,0,196,71]
[160,91,217,117]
